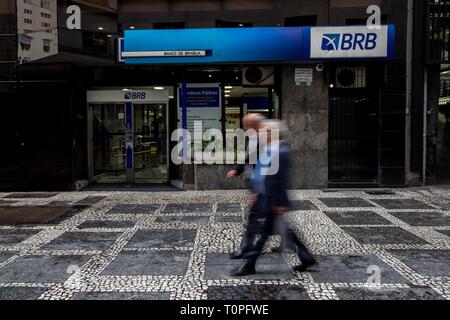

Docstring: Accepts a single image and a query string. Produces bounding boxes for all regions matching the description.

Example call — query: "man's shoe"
[229,250,246,260]
[271,246,283,253]
[230,264,256,277]
[293,260,317,272]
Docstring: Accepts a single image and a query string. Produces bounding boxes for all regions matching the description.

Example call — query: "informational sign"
[310,25,392,59]
[178,85,222,132]
[186,87,220,108]
[122,50,207,58]
[295,68,313,86]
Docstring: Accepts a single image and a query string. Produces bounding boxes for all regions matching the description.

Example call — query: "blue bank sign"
[310,26,393,59]
[123,25,394,64]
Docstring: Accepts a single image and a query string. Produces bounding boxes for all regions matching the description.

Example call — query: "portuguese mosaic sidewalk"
[0,186,449,300]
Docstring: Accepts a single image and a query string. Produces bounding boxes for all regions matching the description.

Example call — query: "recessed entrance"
[87,89,169,184]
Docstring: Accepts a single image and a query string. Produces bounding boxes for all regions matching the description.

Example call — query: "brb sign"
[310,26,392,59]
[124,91,147,100]
[321,33,377,51]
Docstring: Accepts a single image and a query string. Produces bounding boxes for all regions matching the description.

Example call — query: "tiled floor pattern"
[0,188,449,300]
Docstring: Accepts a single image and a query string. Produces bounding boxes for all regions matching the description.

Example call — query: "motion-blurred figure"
[231,120,317,276]
[228,113,266,260]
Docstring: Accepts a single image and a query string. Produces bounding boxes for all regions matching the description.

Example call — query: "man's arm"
[266,146,290,210]
[229,164,246,176]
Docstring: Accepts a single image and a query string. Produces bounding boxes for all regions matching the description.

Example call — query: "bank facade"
[0,0,448,191]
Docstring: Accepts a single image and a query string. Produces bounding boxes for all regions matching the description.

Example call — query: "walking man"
[231,120,317,276]
[228,113,266,259]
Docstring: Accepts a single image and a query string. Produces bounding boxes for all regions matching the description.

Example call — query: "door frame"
[87,89,169,184]
[327,64,382,187]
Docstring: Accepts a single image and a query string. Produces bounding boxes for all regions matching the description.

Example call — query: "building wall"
[17,0,58,63]
[281,65,329,189]
[0,0,417,190]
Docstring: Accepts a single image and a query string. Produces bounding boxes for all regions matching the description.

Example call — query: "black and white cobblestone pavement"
[0,187,449,300]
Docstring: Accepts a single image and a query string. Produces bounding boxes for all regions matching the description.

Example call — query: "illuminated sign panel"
[122,25,395,64]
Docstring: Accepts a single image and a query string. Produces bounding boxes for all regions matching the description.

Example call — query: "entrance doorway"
[328,66,380,185]
[87,89,169,184]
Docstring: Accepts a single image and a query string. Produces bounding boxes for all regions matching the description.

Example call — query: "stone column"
[281,64,329,189]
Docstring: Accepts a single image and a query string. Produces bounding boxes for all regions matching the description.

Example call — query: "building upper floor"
[0,0,448,65]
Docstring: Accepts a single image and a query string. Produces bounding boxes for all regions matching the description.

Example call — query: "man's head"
[264,120,287,141]
[242,113,265,131]
[261,120,288,144]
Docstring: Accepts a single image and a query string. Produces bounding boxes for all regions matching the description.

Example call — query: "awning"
[122,25,395,65]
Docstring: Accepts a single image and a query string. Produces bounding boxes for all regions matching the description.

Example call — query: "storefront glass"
[88,89,169,184]
[436,64,450,184]
[92,103,127,183]
[133,103,168,183]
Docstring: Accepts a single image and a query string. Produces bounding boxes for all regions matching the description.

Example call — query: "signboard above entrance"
[123,25,395,64]
[86,89,169,103]
[310,25,393,59]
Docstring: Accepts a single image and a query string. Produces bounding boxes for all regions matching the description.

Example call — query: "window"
[41,12,51,19]
[40,0,50,10]
[82,31,108,53]
[346,15,389,26]
[429,0,450,62]
[285,15,318,27]
[43,39,51,53]
[24,9,33,15]
[153,22,185,29]
[24,18,32,24]
[224,87,272,130]
[19,35,32,51]
[216,20,252,28]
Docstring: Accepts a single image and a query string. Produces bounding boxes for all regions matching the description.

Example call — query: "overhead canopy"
[123,25,395,65]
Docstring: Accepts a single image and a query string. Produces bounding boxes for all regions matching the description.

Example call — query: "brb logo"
[321,33,378,51]
[125,92,146,100]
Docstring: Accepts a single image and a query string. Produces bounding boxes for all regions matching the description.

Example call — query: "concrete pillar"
[281,64,329,189]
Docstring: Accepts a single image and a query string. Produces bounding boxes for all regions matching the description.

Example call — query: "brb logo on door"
[311,26,392,59]
[124,92,146,100]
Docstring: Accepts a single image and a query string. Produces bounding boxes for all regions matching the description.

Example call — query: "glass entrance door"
[91,103,127,183]
[133,103,168,183]
[89,102,169,184]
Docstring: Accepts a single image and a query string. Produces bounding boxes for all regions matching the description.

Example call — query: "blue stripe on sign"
[124,27,303,64]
